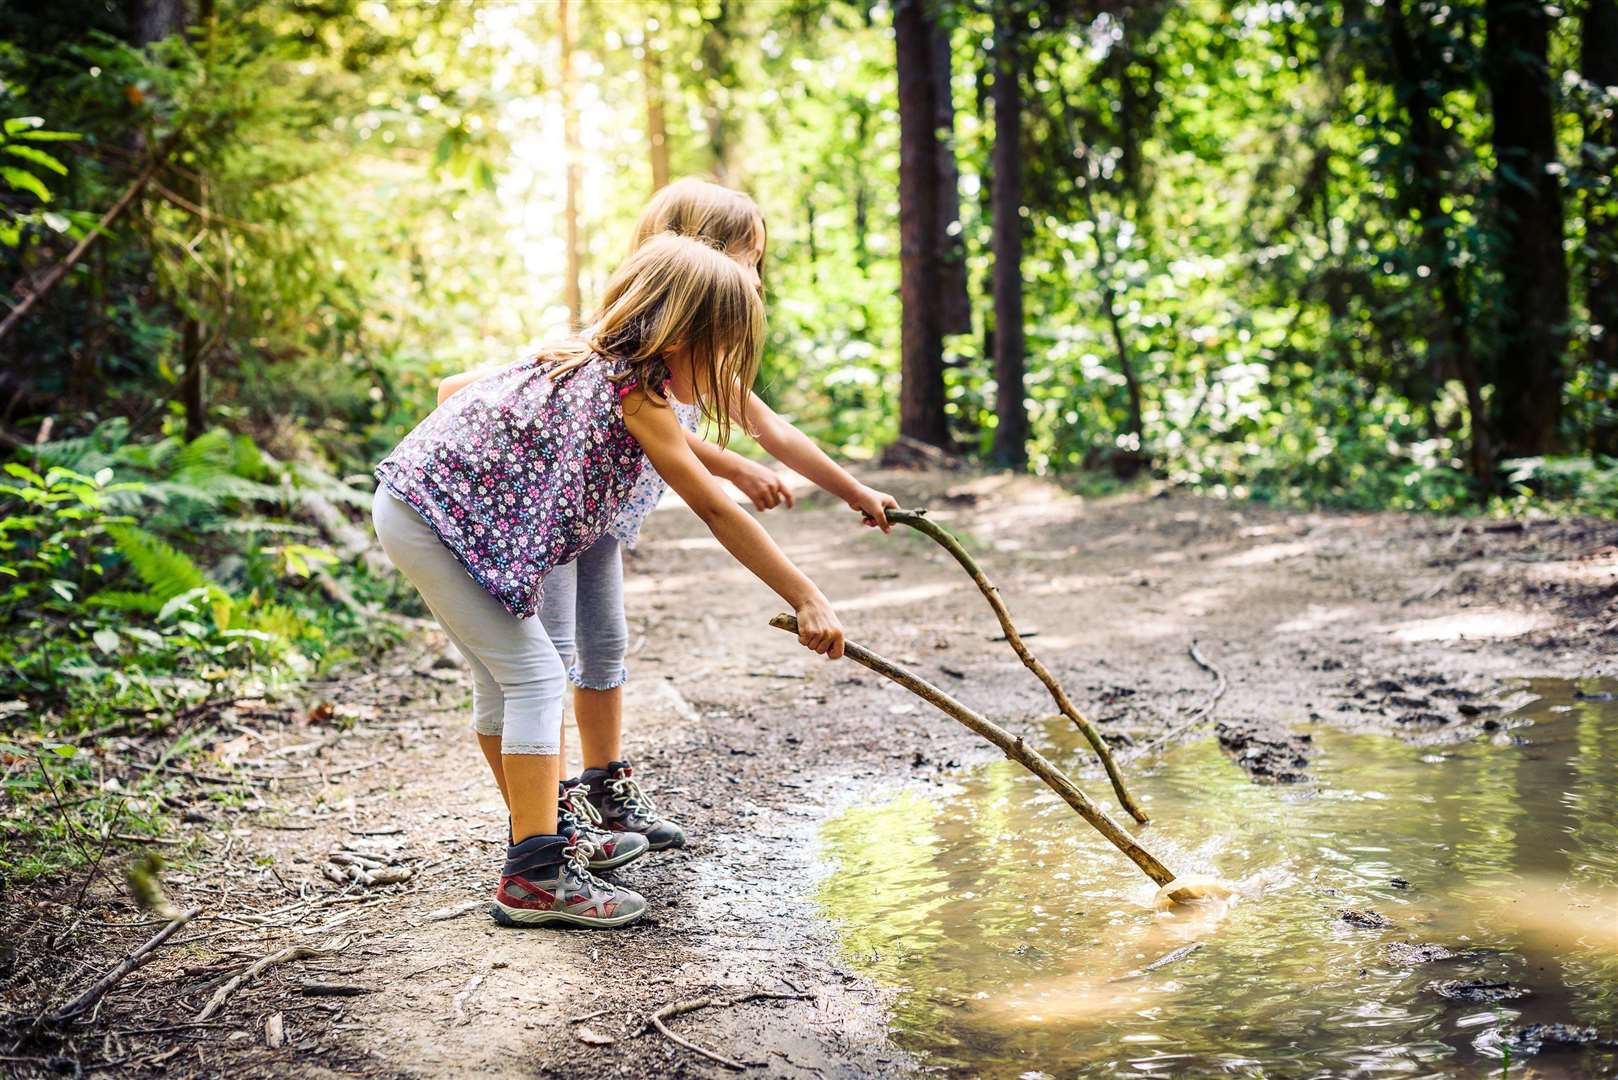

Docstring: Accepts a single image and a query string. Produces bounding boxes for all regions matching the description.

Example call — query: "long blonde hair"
[632,177,767,282]
[541,233,763,445]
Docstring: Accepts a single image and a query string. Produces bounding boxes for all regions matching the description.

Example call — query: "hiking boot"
[577,760,687,851]
[490,833,646,929]
[559,784,649,871]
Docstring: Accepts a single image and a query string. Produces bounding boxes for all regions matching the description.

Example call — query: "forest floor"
[4,467,1615,1078]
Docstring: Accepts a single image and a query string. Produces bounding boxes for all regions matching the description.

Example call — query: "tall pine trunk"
[989,2,1027,469]
[1485,0,1569,456]
[1583,0,1618,416]
[931,18,972,337]
[558,0,582,327]
[642,34,670,193]
[895,0,949,448]
[1382,0,1491,480]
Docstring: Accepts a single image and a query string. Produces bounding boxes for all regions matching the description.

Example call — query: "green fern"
[84,589,166,615]
[104,524,208,602]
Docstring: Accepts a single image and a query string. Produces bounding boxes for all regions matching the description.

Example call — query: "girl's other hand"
[848,486,899,533]
[730,458,794,512]
[794,596,845,659]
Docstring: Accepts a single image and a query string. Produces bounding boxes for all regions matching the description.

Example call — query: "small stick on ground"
[770,615,1176,887]
[47,907,201,1023]
[1128,640,1229,760]
[194,945,333,1021]
[645,991,814,1071]
[886,508,1150,823]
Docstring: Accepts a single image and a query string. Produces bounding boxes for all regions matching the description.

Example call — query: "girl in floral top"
[373,233,848,929]
[435,179,897,860]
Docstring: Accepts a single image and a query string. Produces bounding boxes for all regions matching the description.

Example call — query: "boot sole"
[588,843,649,871]
[489,902,645,929]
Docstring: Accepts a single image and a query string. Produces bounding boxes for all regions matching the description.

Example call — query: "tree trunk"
[990,3,1027,470]
[931,17,972,336]
[699,0,740,183]
[1485,0,1569,457]
[642,34,670,194]
[853,104,871,273]
[894,0,949,448]
[128,0,185,45]
[1382,0,1492,480]
[558,0,582,327]
[1583,0,1618,404]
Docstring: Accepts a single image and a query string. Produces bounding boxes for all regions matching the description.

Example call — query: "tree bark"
[128,0,185,46]
[990,2,1028,470]
[931,17,972,336]
[558,0,582,327]
[1582,0,1618,401]
[1485,0,1570,457]
[1382,0,1492,480]
[895,0,949,448]
[699,0,739,183]
[642,33,670,194]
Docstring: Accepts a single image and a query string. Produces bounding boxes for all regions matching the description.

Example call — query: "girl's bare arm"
[742,392,897,531]
[624,389,843,658]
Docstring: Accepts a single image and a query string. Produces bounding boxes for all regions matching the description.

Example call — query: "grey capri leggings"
[372,489,628,754]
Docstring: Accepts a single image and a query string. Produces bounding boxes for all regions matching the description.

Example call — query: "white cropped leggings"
[372,489,628,755]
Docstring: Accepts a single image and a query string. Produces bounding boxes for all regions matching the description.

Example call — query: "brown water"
[817,679,1618,1077]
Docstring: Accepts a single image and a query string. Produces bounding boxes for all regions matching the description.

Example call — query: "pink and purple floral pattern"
[375,355,651,619]
[608,400,699,549]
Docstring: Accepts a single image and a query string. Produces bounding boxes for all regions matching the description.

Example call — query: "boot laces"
[564,783,604,826]
[607,773,660,820]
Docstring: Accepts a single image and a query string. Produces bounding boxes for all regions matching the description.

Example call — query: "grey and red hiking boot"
[490,833,646,929]
[574,760,687,851]
[558,783,649,871]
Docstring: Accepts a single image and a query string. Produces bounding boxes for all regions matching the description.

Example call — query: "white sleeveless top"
[607,400,701,549]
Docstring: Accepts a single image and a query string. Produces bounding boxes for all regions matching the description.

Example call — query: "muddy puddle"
[817,678,1618,1077]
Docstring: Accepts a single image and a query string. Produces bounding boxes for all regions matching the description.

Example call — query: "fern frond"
[105,524,209,602]
[170,430,234,476]
[85,589,166,614]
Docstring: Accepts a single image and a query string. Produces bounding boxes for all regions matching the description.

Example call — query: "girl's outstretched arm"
[625,389,844,659]
[682,430,793,511]
[742,392,897,532]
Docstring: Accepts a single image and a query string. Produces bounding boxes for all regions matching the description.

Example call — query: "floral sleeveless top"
[608,400,699,549]
[375,354,652,619]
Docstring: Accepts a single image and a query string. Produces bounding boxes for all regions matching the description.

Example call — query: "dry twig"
[48,907,201,1023]
[194,945,334,1021]
[771,614,1176,887]
[886,508,1149,823]
[1127,640,1229,760]
[644,991,814,1071]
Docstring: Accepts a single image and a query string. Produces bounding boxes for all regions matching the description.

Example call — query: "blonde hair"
[631,177,767,279]
[541,233,763,445]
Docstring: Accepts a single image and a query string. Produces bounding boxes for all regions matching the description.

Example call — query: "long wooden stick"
[770,615,1175,886]
[886,508,1150,823]
[48,907,200,1023]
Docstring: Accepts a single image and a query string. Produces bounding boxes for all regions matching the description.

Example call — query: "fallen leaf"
[575,1026,615,1047]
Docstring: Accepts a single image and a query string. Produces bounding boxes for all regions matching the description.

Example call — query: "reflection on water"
[817,678,1618,1077]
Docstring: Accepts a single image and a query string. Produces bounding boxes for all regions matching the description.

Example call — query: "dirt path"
[7,469,1614,1077]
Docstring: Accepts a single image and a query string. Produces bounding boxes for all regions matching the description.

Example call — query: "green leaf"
[92,628,121,653]
[3,144,68,175]
[2,116,45,134]
[48,744,78,758]
[0,166,51,203]
[106,524,209,602]
[15,130,84,143]
[49,580,75,602]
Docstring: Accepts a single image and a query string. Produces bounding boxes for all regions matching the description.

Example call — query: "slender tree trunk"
[128,0,185,45]
[1583,0,1618,405]
[642,34,670,194]
[990,3,1027,470]
[931,18,972,336]
[1485,0,1569,456]
[558,0,582,327]
[895,0,948,448]
[699,0,739,183]
[853,104,871,273]
[1382,0,1492,480]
